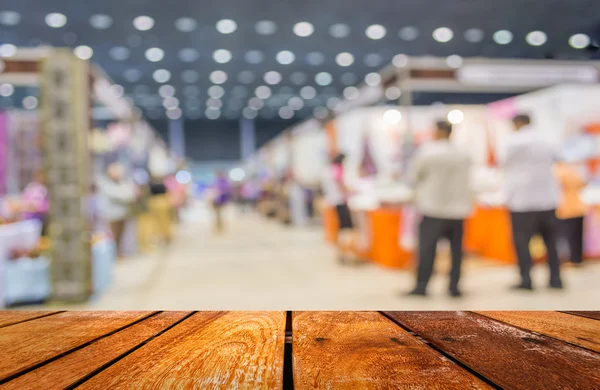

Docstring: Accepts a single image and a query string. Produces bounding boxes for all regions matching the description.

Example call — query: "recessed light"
[255,86,272,99]
[159,85,176,98]
[327,97,340,110]
[343,86,359,100]
[279,106,294,119]
[208,85,225,99]
[238,71,256,84]
[493,30,513,45]
[329,23,350,38]
[46,13,67,28]
[23,96,39,110]
[74,45,93,60]
[256,20,277,35]
[153,69,171,83]
[213,49,232,64]
[569,34,591,49]
[245,50,264,64]
[393,54,409,68]
[366,24,386,40]
[210,70,228,84]
[175,17,197,32]
[0,11,21,26]
[464,28,484,43]
[205,108,221,120]
[294,22,314,37]
[314,106,329,119]
[163,97,180,110]
[433,27,453,42]
[446,55,463,68]
[145,47,164,62]
[264,71,282,85]
[216,19,237,34]
[179,48,199,63]
[365,72,381,86]
[90,14,112,29]
[167,108,182,120]
[526,31,547,46]
[243,107,258,119]
[276,50,295,65]
[315,72,333,86]
[0,44,17,57]
[288,97,304,110]
[207,98,223,109]
[364,53,383,68]
[448,109,464,124]
[0,83,15,97]
[336,52,354,67]
[300,86,317,100]
[248,97,264,110]
[133,16,154,31]
[290,72,307,85]
[182,70,200,83]
[306,52,325,66]
[399,26,419,41]
[385,87,402,100]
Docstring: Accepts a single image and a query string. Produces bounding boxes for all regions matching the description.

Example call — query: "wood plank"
[77,311,286,389]
[476,311,600,353]
[385,311,600,390]
[0,311,154,381]
[293,311,490,389]
[562,311,600,321]
[0,311,60,328]
[2,312,191,390]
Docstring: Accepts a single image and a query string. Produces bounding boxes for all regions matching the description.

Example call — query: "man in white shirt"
[502,114,563,290]
[405,121,473,297]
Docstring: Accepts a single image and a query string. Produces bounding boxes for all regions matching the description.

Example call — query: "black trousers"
[415,216,464,293]
[559,216,584,264]
[510,209,562,287]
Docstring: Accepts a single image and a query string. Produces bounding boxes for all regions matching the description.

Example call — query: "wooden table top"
[1,311,599,389]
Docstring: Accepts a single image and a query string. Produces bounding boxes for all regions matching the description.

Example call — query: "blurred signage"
[458,64,598,87]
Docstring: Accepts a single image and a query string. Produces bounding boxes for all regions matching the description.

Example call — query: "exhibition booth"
[0,48,175,306]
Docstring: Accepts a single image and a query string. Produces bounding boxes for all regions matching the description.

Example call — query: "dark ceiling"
[0,0,599,122]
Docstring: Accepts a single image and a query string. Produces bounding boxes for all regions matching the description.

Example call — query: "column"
[240,117,256,160]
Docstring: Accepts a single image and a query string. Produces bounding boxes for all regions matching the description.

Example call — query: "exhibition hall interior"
[1,0,600,310]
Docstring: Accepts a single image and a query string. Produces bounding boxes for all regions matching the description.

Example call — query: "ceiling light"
[329,23,350,38]
[133,16,154,31]
[210,70,228,84]
[0,44,17,57]
[167,108,182,120]
[526,31,547,46]
[208,85,225,99]
[279,106,294,119]
[288,97,304,110]
[365,72,381,86]
[300,86,317,100]
[175,17,197,32]
[213,49,232,64]
[238,71,255,84]
[447,109,464,124]
[336,52,354,67]
[256,20,277,35]
[327,97,340,110]
[569,33,590,49]
[385,86,401,100]
[294,22,314,37]
[110,46,130,61]
[179,48,199,62]
[245,50,264,64]
[306,52,325,66]
[383,109,402,125]
[464,28,484,43]
[46,13,67,28]
[392,54,409,68]
[255,86,272,99]
[343,86,359,100]
[315,72,333,86]
[182,70,200,83]
[446,55,463,68]
[159,85,175,98]
[493,30,513,45]
[124,69,142,82]
[364,53,383,67]
[205,108,221,120]
[0,83,14,97]
[0,11,21,26]
[264,71,282,85]
[248,97,264,110]
[111,84,124,97]
[366,24,386,40]
[153,69,171,83]
[89,14,112,29]
[341,72,357,85]
[290,72,307,85]
[23,96,38,110]
[74,45,93,60]
[399,26,419,41]
[433,27,453,42]
[163,97,179,110]
[216,19,237,34]
[243,107,258,119]
[145,47,164,62]
[314,106,329,119]
[207,98,223,109]
[276,50,295,65]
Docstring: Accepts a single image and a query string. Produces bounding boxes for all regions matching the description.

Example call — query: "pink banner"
[487,97,518,120]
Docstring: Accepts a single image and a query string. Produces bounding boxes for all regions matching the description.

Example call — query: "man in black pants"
[502,114,563,290]
[405,121,473,297]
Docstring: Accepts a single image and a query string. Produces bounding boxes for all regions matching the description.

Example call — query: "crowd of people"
[324,114,589,297]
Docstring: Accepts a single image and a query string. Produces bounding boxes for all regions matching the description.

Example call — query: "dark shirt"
[149,183,167,196]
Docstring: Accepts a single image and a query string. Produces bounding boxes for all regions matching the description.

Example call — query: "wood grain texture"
[562,311,600,321]
[0,311,60,328]
[385,311,600,390]
[293,311,490,389]
[477,311,600,352]
[2,312,190,390]
[0,311,154,381]
[77,311,286,389]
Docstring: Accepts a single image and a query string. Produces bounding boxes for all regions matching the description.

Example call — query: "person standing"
[406,121,473,297]
[212,171,232,234]
[555,162,587,266]
[502,114,563,290]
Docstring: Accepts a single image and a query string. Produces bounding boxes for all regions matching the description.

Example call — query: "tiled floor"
[50,202,600,311]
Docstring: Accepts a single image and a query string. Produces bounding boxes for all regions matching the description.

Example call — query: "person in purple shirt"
[212,171,232,234]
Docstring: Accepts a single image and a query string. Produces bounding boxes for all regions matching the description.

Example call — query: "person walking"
[211,171,232,234]
[405,120,473,297]
[502,114,563,290]
[555,161,587,266]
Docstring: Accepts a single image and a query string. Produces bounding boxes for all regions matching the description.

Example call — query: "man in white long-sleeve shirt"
[502,114,563,290]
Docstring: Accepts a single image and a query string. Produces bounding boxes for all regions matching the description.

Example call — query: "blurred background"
[1,0,600,310]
